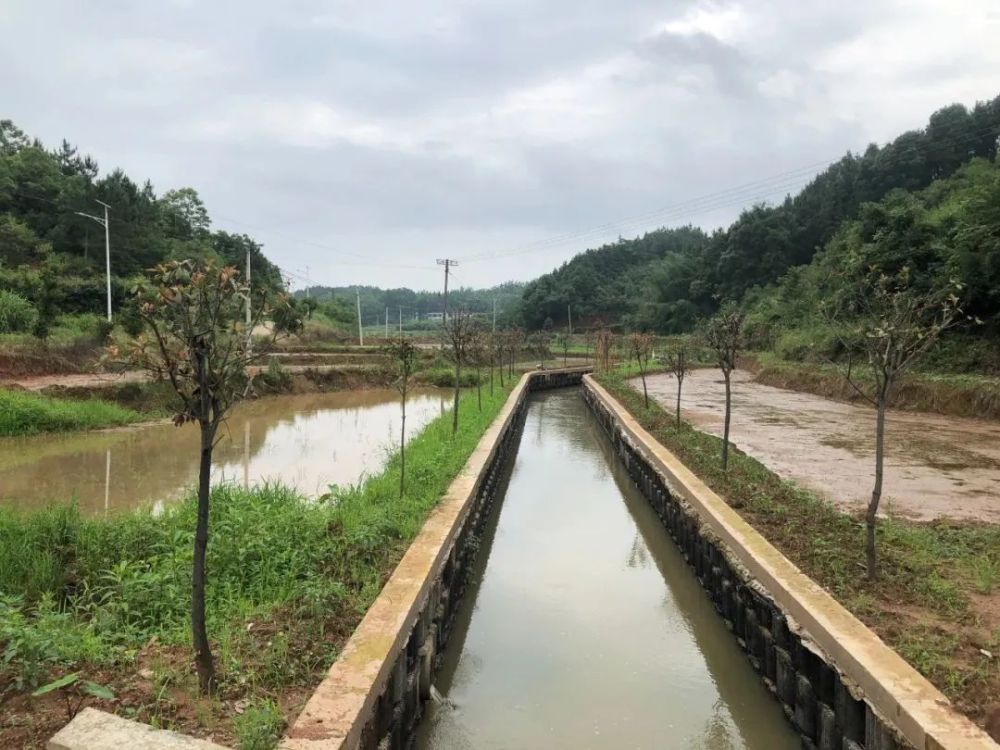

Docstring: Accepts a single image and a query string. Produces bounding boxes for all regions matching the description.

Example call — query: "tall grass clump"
[0,290,36,334]
[0,389,143,436]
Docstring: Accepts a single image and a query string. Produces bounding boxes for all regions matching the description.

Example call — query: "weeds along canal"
[415,389,798,750]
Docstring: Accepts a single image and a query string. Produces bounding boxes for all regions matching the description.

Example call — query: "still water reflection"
[416,390,798,750]
[0,389,447,514]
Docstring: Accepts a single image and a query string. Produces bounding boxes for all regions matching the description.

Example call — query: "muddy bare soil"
[642,370,1000,523]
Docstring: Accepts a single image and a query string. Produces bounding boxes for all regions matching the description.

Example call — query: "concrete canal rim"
[48,368,998,749]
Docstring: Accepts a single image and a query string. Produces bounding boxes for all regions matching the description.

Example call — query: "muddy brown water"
[0,389,447,514]
[642,370,1000,522]
[416,390,797,750]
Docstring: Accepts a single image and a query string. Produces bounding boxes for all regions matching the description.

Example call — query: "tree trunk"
[721,371,732,472]
[399,390,406,498]
[193,423,215,694]
[498,353,504,387]
[867,394,887,580]
[476,365,482,411]
[489,353,494,396]
[676,379,682,428]
[452,362,460,435]
[640,370,648,408]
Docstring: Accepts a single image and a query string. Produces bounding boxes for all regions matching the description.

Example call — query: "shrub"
[0,290,37,334]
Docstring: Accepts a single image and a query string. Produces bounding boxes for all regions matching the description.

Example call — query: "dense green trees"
[0,120,283,321]
[517,95,1000,339]
[746,158,1000,363]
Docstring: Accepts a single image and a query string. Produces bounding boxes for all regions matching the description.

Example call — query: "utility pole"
[492,298,497,334]
[436,258,458,322]
[75,200,112,322]
[356,289,364,346]
[398,307,402,336]
[385,306,389,338]
[568,304,573,336]
[305,266,311,298]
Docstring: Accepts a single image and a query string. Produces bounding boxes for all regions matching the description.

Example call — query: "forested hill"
[517,94,1000,332]
[0,120,282,316]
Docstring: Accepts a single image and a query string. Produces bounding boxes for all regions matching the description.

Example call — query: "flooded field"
[0,389,447,514]
[416,390,797,749]
[642,370,1000,522]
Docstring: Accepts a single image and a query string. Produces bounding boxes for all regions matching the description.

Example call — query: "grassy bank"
[748,352,1000,420]
[0,382,515,749]
[0,389,143,437]
[595,370,1000,730]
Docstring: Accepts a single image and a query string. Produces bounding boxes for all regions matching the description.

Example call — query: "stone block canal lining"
[281,369,996,750]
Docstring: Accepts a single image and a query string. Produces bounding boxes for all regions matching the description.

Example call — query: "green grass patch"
[0,382,514,746]
[595,369,1000,721]
[0,389,143,437]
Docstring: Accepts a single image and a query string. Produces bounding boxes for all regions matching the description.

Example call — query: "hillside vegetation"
[518,95,1000,361]
[0,120,282,336]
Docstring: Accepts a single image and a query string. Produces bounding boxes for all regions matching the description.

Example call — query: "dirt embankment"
[747,355,1000,421]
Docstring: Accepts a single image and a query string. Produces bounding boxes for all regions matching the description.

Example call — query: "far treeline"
[518,94,1000,366]
[0,120,283,336]
[298,282,526,330]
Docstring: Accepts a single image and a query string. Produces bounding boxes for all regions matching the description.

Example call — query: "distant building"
[425,312,444,321]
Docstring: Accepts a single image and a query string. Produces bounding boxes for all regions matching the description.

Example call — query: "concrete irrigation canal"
[414,388,798,749]
[52,370,997,749]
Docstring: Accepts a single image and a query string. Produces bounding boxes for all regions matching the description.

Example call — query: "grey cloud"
[3,0,996,288]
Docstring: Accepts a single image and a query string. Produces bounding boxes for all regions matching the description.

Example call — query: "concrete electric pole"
[75,200,112,322]
[356,289,364,346]
[436,258,458,322]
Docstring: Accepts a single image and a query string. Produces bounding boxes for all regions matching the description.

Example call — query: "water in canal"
[416,390,798,749]
[0,389,447,514]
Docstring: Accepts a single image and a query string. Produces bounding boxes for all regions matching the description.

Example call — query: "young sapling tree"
[442,309,475,435]
[121,259,301,693]
[704,306,744,472]
[827,267,967,579]
[666,347,689,428]
[385,337,418,497]
[628,332,654,407]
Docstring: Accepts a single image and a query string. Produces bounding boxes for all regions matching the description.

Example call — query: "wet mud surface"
[642,370,1000,522]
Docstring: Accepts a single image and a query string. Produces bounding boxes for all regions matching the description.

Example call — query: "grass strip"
[0,388,143,437]
[0,382,514,748]
[594,369,1000,727]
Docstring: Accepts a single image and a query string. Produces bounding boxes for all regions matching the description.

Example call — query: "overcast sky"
[4,1,999,291]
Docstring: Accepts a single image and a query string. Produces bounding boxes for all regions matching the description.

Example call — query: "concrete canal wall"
[582,375,997,750]
[280,367,589,750]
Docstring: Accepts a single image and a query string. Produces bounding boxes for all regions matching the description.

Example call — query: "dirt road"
[641,370,1000,523]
